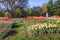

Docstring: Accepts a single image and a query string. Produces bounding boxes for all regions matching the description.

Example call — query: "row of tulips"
[27,23,57,31]
[0,17,11,21]
[24,16,46,21]
[24,16,60,21]
[0,21,13,28]
[25,19,60,37]
[27,23,60,36]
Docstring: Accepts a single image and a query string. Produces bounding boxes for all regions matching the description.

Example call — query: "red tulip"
[0,17,11,21]
[24,16,46,21]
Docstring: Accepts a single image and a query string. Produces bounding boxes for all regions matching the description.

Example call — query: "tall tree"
[40,4,47,16]
[26,8,34,16]
[47,0,53,16]
[4,11,11,18]
[53,0,60,15]
[32,6,41,16]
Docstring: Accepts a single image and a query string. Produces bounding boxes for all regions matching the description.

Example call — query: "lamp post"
[46,12,48,19]
[46,12,48,28]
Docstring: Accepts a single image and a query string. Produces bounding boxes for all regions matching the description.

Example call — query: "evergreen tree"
[53,0,60,15]
[47,0,53,16]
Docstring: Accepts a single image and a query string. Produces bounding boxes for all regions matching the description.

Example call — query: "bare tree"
[0,0,28,10]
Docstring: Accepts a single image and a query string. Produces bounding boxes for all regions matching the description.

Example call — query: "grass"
[4,26,26,40]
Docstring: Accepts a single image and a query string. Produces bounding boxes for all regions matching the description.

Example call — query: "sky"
[29,0,49,7]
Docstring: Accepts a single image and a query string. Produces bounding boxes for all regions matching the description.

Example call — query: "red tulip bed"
[0,17,11,21]
[24,16,46,21]
[52,16,60,18]
[24,16,60,21]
